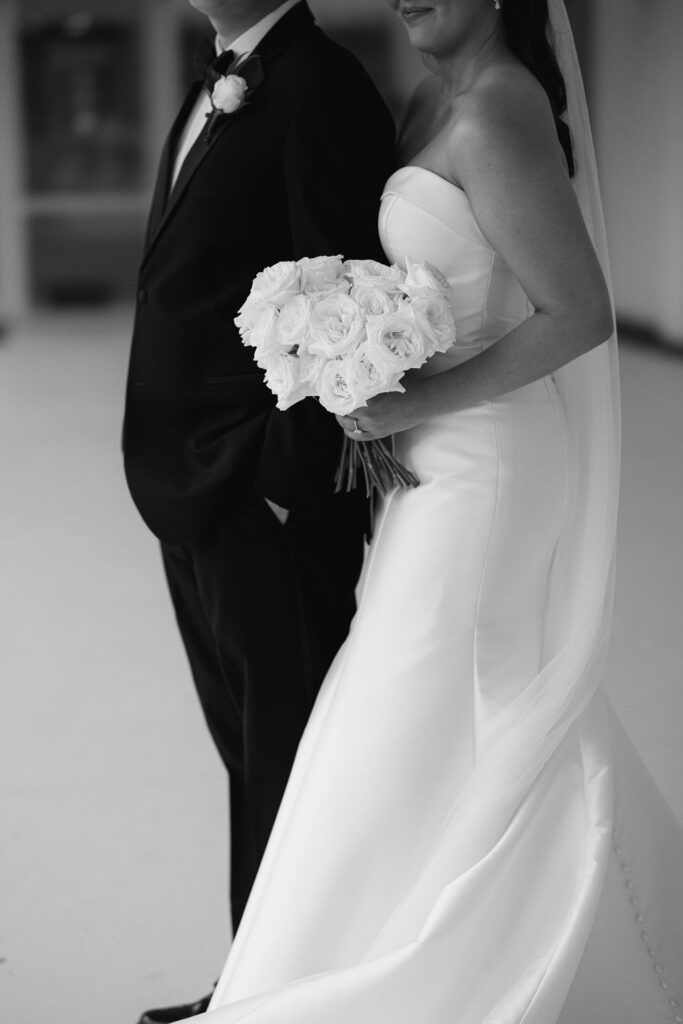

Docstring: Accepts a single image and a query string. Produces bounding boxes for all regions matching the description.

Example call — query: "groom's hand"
[265,498,290,525]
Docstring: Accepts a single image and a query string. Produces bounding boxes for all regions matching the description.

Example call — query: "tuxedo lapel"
[140,3,314,270]
[144,131,174,250]
[141,102,247,270]
[159,85,243,214]
[143,82,203,257]
[156,120,218,231]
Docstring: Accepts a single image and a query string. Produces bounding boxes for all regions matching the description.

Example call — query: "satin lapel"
[141,82,204,266]
[138,5,313,269]
[144,130,175,251]
[141,106,244,270]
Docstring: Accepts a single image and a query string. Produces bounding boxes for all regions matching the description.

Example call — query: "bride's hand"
[336,386,425,441]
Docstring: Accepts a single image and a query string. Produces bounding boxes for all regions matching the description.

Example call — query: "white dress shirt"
[171,0,301,187]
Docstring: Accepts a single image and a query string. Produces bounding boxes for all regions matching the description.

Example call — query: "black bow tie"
[194,39,236,90]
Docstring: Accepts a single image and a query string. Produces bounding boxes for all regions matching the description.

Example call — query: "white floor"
[0,312,681,1024]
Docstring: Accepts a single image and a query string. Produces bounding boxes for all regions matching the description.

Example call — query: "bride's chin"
[406,34,441,64]
[405,26,441,55]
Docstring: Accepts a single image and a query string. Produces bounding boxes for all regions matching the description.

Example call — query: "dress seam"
[477,252,497,347]
[539,375,572,663]
[380,192,494,252]
[515,722,613,1024]
[472,399,503,746]
[378,193,399,263]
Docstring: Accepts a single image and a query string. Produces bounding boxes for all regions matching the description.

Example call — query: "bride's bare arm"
[345,75,614,439]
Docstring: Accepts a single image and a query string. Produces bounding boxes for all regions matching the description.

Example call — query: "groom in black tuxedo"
[123,0,394,1019]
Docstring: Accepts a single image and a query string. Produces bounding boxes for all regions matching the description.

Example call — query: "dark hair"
[501,0,575,176]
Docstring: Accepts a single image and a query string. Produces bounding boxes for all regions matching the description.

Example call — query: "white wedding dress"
[187,161,683,1024]
[181,2,682,1017]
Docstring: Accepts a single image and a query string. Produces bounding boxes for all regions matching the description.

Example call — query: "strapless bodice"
[380,166,533,374]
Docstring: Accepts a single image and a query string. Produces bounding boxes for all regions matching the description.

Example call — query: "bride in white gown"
[184,1,683,1021]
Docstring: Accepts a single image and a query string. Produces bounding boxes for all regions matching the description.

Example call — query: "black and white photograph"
[1,1,682,1022]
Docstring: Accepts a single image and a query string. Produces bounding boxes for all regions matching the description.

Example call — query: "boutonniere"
[204,53,265,145]
[211,74,248,115]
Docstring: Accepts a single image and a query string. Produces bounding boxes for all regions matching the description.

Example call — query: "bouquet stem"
[334,435,420,498]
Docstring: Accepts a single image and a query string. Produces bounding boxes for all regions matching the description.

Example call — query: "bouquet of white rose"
[234,255,456,496]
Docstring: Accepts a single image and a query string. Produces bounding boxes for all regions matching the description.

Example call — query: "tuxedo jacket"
[122,3,396,543]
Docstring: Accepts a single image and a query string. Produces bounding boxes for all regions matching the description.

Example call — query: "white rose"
[299,255,349,296]
[351,283,398,318]
[264,352,309,411]
[250,261,301,307]
[309,293,366,359]
[211,74,248,114]
[277,294,311,351]
[344,259,405,293]
[366,310,429,373]
[298,349,326,393]
[401,259,451,299]
[317,358,363,415]
[234,295,269,338]
[249,306,282,367]
[347,343,405,403]
[406,293,456,354]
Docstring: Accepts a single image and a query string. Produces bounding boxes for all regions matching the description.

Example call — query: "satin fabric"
[178,164,682,1023]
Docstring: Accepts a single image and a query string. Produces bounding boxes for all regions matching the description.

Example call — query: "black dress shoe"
[138,990,213,1023]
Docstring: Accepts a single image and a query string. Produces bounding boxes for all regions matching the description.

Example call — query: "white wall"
[592,0,683,344]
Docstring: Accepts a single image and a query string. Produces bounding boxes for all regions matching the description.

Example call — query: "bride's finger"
[345,427,371,442]
[337,414,369,437]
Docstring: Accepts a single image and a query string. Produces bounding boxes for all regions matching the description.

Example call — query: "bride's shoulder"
[449,64,562,184]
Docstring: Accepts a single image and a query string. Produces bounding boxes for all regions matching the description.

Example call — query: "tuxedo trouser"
[160,488,365,932]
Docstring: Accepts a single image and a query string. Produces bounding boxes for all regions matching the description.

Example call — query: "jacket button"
[137,287,149,304]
